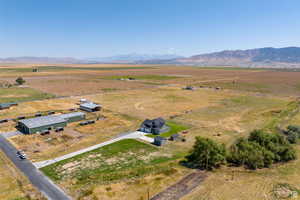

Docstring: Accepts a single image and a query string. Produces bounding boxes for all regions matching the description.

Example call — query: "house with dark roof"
[139,117,167,135]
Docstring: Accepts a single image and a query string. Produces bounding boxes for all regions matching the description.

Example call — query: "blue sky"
[1,0,300,57]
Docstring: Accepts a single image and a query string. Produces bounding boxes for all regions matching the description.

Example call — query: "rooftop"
[19,115,66,129]
[59,112,85,119]
[19,112,85,129]
[80,102,101,109]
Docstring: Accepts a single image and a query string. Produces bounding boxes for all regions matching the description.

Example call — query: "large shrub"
[185,137,226,170]
[15,77,26,85]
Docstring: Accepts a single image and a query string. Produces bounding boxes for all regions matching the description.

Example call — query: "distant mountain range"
[0,56,83,64]
[0,54,182,64]
[85,53,183,63]
[1,47,300,68]
[165,47,300,68]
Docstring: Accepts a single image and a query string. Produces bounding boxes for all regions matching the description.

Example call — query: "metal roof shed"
[80,102,101,112]
[59,112,85,123]
[17,115,67,134]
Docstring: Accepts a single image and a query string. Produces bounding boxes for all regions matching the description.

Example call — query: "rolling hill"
[173,47,300,67]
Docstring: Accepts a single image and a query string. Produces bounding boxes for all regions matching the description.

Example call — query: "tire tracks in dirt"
[150,170,207,200]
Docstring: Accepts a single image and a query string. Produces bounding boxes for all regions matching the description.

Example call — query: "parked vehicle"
[79,121,88,126]
[87,120,95,124]
[40,130,50,135]
[55,127,64,132]
[0,119,8,123]
[16,151,26,160]
[35,113,42,117]
[48,111,55,115]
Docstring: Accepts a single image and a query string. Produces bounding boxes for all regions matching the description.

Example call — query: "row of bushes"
[185,129,297,170]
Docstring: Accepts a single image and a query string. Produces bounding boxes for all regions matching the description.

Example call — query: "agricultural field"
[1,64,300,200]
[0,87,55,103]
[0,151,43,200]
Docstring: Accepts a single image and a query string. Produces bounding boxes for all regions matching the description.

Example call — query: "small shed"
[80,102,101,112]
[154,136,167,146]
[169,133,180,141]
[0,102,18,110]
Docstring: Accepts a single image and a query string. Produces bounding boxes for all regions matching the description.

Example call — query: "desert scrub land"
[0,151,44,200]
[40,139,186,199]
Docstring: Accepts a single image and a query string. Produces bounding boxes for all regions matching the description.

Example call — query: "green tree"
[228,130,297,169]
[185,137,226,170]
[15,77,26,85]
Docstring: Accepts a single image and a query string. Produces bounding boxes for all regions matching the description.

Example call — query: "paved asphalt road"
[34,131,154,168]
[1,131,22,138]
[0,135,72,200]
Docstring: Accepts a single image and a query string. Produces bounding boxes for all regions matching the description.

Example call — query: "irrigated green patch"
[0,66,153,73]
[101,88,119,92]
[103,74,180,81]
[194,66,267,71]
[146,121,189,138]
[0,87,55,103]
[196,81,270,93]
[41,139,177,185]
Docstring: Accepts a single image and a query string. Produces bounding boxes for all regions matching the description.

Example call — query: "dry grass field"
[0,151,44,200]
[2,64,300,200]
[2,64,300,96]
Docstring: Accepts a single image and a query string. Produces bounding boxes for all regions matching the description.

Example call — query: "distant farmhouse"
[139,118,168,135]
[80,102,101,112]
[17,112,85,134]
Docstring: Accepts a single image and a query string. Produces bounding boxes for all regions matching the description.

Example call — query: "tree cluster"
[228,130,296,169]
[185,129,297,170]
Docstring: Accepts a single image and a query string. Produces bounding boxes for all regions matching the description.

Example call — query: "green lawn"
[40,139,178,185]
[146,121,189,138]
[0,87,55,103]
